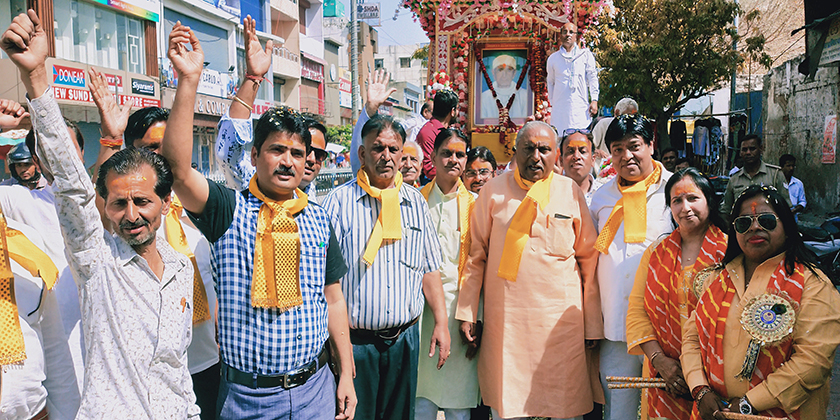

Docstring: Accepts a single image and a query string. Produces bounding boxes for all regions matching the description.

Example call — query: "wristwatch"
[739,396,754,415]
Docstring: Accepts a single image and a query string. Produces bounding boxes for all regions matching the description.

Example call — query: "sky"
[339,0,430,46]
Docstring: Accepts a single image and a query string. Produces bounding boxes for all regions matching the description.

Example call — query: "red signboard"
[103,73,124,93]
[52,85,160,108]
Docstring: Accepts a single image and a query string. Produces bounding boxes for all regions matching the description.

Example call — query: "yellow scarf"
[594,162,663,254]
[357,169,403,266]
[420,178,475,288]
[497,171,554,282]
[248,176,309,309]
[0,211,58,365]
[166,196,211,325]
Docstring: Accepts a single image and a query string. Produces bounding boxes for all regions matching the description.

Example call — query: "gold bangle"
[232,95,254,113]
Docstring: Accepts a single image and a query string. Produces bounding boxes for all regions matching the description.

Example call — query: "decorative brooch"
[692,264,723,298]
[736,292,797,380]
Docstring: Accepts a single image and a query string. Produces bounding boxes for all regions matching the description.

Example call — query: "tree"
[412,44,428,68]
[327,124,353,150]
[594,0,769,147]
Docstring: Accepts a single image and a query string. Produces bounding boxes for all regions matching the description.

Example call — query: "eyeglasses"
[312,148,328,163]
[732,213,780,234]
[463,168,492,177]
[563,128,591,136]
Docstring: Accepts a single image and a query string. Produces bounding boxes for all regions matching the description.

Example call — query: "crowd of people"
[1,9,839,420]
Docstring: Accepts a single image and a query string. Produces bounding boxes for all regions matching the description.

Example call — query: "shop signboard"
[94,0,161,22]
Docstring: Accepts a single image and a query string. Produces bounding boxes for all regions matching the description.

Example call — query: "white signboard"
[820,18,840,66]
[197,69,226,98]
[357,3,380,26]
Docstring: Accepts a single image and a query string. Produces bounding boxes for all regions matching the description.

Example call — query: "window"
[400,57,411,68]
[375,58,383,70]
[53,0,145,73]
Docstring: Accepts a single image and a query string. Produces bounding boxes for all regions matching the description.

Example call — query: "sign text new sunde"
[53,65,86,88]
[132,78,156,96]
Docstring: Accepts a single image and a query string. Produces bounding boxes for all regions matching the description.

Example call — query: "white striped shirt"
[323,180,442,330]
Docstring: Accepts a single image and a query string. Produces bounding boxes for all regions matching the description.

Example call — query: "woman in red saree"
[682,185,840,420]
[627,168,729,420]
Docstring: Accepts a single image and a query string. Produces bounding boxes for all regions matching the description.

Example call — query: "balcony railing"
[273,46,299,63]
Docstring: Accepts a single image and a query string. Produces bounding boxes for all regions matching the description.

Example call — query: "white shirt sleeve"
[586,50,599,102]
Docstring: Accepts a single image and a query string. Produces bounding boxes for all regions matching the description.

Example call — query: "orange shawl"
[643,225,727,420]
[692,259,804,420]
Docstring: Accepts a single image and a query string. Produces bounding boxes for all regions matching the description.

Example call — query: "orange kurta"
[455,171,601,419]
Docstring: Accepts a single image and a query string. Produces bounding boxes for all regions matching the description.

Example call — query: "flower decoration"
[427,71,452,100]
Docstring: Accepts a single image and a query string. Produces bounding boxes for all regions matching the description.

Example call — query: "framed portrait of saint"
[473,43,533,126]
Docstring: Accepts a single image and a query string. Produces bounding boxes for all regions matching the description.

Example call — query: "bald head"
[514,121,558,182]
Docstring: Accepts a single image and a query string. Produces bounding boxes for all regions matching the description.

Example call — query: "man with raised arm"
[2,11,199,418]
[86,65,220,419]
[215,17,329,198]
[323,112,449,420]
[158,17,356,420]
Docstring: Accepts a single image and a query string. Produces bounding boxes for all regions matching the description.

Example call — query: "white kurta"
[587,170,674,342]
[480,85,529,120]
[416,183,481,409]
[546,45,600,134]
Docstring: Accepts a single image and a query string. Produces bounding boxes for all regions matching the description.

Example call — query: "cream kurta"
[682,253,840,418]
[455,171,601,419]
[416,183,480,409]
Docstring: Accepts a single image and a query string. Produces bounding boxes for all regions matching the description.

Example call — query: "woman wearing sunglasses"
[626,168,728,420]
[682,185,840,420]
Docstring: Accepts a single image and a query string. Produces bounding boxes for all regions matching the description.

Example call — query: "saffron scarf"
[692,257,804,420]
[595,162,663,254]
[0,210,58,365]
[642,225,727,420]
[248,176,309,309]
[166,195,211,324]
[497,170,553,282]
[357,169,403,266]
[420,177,475,288]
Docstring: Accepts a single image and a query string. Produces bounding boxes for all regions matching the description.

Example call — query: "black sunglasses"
[732,213,780,234]
[563,128,591,136]
[312,148,328,162]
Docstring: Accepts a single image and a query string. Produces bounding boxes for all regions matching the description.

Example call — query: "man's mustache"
[120,219,149,230]
[275,166,296,176]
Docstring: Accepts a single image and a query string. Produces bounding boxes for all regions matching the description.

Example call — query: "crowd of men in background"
[0,9,822,420]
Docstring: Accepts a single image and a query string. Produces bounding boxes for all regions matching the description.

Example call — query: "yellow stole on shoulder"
[420,178,475,288]
[357,169,403,266]
[497,171,554,282]
[594,162,662,254]
[248,176,309,310]
[0,210,58,365]
[165,196,211,325]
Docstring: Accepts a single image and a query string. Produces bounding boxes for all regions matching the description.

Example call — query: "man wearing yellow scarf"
[0,216,80,419]
[415,129,479,420]
[455,121,601,420]
[157,21,356,420]
[588,114,674,420]
[323,113,449,420]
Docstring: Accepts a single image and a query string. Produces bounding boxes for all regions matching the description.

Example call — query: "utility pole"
[350,0,359,122]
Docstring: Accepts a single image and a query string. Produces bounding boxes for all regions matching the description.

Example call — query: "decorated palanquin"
[400,0,613,164]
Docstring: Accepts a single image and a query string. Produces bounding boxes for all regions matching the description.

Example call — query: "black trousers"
[350,322,420,420]
[193,362,221,420]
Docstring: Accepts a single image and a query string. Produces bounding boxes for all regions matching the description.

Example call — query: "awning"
[326,143,345,153]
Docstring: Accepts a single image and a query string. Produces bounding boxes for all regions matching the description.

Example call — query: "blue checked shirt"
[323,179,442,330]
[189,181,344,375]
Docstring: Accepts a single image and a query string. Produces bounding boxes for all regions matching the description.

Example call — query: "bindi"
[149,126,165,141]
[567,139,589,149]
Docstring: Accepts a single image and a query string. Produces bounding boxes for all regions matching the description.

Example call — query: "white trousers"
[414,397,471,420]
[490,408,582,420]
[599,340,644,420]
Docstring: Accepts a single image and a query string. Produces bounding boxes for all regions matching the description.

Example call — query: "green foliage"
[412,45,429,68]
[594,0,769,145]
[327,124,353,150]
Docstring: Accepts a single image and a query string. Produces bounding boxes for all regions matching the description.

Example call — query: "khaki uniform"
[721,161,789,215]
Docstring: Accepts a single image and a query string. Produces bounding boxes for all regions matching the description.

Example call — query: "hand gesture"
[335,375,357,420]
[0,99,29,130]
[460,321,482,360]
[364,69,397,117]
[589,101,598,118]
[88,68,131,139]
[652,355,689,397]
[430,322,451,369]
[1,10,48,75]
[243,15,272,77]
[167,22,204,82]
